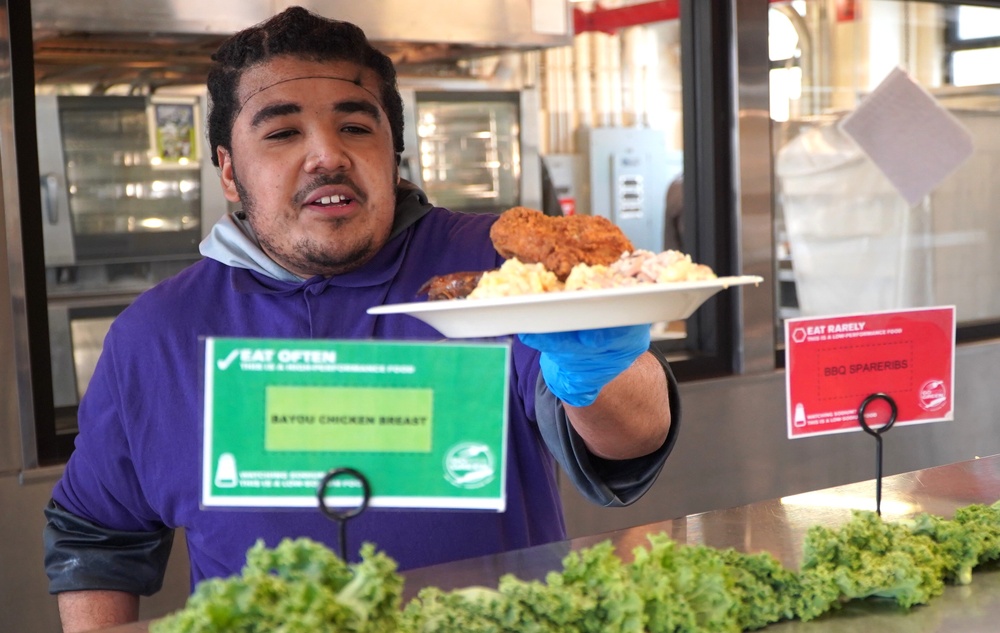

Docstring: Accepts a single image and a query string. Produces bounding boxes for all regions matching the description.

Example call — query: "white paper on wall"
[839,66,974,208]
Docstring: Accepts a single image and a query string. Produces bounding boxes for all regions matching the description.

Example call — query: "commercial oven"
[34,91,229,433]
[400,87,541,216]
[34,92,225,266]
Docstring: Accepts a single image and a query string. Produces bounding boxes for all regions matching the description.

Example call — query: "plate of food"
[367,207,764,338]
[368,275,763,338]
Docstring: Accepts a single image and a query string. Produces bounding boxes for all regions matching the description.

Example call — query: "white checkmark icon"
[217,349,240,370]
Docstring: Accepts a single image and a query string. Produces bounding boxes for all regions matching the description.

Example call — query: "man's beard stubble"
[232,170,390,278]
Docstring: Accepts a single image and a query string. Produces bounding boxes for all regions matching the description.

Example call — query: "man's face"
[218,56,399,278]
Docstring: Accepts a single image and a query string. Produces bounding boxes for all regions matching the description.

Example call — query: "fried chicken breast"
[489,207,634,281]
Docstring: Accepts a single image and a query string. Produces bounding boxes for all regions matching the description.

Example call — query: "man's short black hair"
[206,6,404,167]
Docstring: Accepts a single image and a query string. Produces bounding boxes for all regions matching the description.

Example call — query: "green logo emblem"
[444,442,496,489]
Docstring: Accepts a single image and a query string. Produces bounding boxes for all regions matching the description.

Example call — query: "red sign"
[785,307,954,439]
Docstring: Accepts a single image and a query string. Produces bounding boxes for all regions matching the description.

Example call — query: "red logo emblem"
[918,379,947,411]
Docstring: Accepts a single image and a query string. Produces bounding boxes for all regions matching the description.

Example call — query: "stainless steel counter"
[100,454,1000,632]
[403,454,1000,631]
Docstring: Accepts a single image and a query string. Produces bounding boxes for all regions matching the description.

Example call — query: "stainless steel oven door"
[34,94,212,265]
[47,301,127,434]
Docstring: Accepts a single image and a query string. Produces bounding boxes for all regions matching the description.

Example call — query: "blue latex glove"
[518,324,650,407]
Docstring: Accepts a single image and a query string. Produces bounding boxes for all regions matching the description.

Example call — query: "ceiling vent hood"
[31,0,572,86]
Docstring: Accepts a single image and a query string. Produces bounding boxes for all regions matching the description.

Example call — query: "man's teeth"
[317,194,349,205]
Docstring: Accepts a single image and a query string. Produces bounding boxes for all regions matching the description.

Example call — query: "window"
[771,0,1000,356]
[947,5,1000,86]
[770,3,805,122]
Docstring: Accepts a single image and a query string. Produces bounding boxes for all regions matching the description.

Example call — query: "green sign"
[202,337,510,511]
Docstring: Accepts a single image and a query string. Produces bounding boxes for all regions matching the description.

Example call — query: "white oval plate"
[367,275,764,338]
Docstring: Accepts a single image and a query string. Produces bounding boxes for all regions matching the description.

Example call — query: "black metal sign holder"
[856,392,898,516]
[317,467,372,561]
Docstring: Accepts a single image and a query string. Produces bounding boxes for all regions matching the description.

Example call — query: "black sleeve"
[43,499,175,596]
[534,345,681,507]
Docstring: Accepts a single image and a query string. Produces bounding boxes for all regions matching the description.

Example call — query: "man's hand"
[518,324,650,407]
[58,590,139,633]
[520,325,670,460]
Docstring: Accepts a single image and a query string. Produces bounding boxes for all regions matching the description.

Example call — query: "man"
[43,7,679,632]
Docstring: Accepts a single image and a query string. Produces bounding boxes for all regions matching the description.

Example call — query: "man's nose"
[304,131,350,173]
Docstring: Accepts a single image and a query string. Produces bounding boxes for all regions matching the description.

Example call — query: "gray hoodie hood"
[199,179,434,283]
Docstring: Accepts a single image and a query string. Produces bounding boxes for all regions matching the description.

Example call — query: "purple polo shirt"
[53,208,566,585]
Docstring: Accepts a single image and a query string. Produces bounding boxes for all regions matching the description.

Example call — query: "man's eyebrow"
[249,102,301,128]
[335,99,382,122]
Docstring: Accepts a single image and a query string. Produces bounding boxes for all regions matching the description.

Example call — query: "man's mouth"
[314,194,352,206]
[298,174,367,210]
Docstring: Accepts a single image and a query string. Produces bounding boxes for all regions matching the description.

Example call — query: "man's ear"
[217,147,241,203]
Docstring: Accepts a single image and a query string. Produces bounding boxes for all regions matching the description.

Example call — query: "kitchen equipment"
[577,126,681,253]
[35,93,226,265]
[412,91,523,214]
